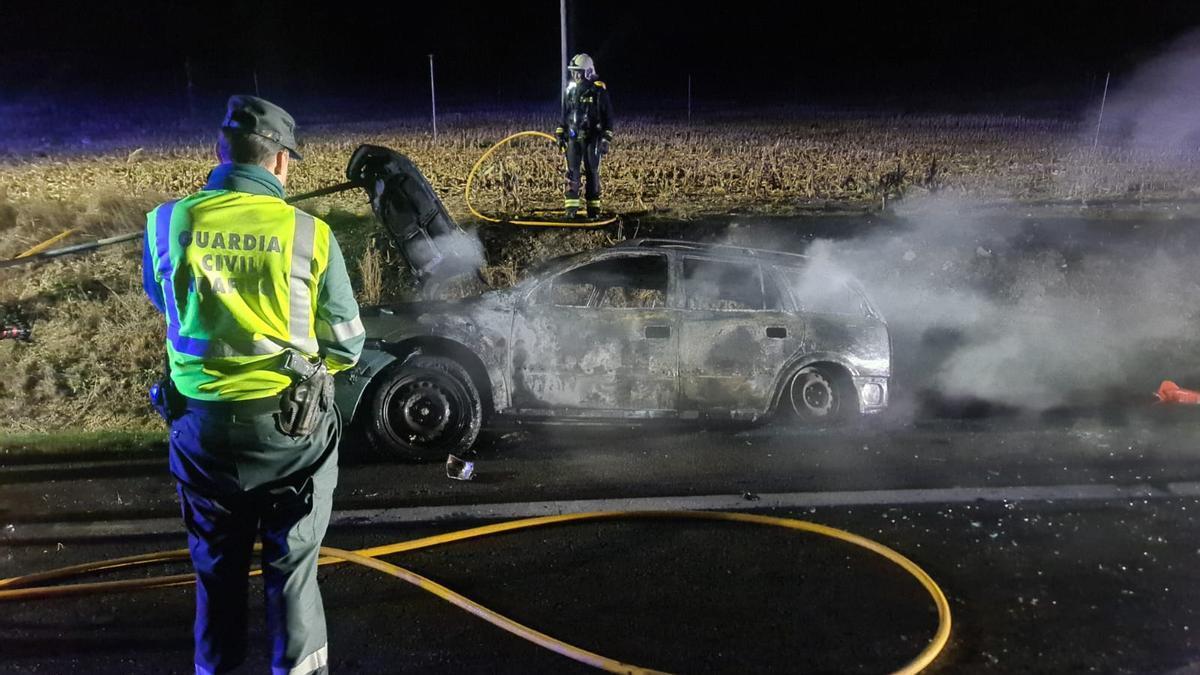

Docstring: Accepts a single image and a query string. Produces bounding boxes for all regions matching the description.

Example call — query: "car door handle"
[645,325,671,339]
[766,326,787,339]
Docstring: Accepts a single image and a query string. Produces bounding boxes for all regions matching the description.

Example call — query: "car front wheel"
[364,355,482,461]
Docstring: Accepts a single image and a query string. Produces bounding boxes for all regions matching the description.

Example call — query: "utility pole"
[429,54,438,141]
[687,74,692,126]
[560,0,568,102]
[1092,71,1110,151]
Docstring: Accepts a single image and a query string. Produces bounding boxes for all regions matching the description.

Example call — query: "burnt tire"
[783,365,857,426]
[363,355,482,462]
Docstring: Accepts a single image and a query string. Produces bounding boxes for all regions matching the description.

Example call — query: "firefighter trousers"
[171,405,339,675]
[564,138,603,213]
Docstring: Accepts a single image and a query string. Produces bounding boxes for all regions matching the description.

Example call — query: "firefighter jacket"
[142,162,364,401]
[557,77,614,142]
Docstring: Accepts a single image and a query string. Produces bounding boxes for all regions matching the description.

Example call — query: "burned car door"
[678,257,800,415]
[509,254,678,415]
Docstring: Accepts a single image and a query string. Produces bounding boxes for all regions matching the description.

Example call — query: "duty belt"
[182,394,283,417]
[179,351,329,429]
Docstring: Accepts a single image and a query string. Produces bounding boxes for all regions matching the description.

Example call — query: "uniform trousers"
[564,138,604,211]
[170,403,339,675]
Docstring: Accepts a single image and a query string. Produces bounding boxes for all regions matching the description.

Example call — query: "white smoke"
[429,228,487,278]
[762,193,1200,411]
[1099,27,1200,155]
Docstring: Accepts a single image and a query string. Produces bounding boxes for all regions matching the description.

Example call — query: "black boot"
[565,207,579,219]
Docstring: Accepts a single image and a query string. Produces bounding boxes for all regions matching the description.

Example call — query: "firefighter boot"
[564,194,582,220]
[586,199,602,218]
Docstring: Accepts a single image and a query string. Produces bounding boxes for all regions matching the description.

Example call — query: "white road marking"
[4,482,1195,542]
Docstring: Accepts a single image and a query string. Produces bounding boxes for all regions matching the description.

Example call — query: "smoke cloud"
[731,192,1200,414]
[1099,27,1200,155]
[428,228,487,279]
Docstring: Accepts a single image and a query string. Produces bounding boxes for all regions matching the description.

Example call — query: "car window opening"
[777,267,865,316]
[547,255,669,309]
[683,258,765,311]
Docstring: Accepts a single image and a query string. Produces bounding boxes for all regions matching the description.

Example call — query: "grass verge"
[0,430,166,463]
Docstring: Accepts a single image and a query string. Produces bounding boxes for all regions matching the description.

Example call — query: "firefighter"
[142,95,364,675]
[556,53,614,218]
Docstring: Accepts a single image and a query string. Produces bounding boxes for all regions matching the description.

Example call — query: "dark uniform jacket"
[559,78,614,143]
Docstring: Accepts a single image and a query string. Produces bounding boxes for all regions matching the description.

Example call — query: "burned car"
[334,239,891,460]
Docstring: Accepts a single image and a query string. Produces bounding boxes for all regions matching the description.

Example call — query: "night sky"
[1,1,1199,116]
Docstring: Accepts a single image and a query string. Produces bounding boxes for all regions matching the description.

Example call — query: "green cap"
[221,95,303,160]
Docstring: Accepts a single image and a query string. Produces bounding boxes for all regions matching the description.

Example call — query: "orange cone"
[1155,380,1200,405]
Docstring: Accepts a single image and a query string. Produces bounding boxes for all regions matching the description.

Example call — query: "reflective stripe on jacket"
[143,163,365,401]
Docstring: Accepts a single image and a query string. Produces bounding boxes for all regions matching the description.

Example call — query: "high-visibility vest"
[144,187,363,401]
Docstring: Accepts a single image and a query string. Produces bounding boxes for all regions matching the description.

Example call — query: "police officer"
[556,53,614,219]
[142,95,364,675]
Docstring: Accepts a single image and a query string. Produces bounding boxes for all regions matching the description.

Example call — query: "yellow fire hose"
[17,228,79,258]
[464,130,621,228]
[0,510,949,674]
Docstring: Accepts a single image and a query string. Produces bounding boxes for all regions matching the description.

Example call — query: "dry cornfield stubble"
[2,113,1199,432]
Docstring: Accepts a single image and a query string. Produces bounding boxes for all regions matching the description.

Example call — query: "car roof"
[613,238,810,268]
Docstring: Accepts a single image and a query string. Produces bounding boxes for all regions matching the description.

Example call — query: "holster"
[277,351,334,437]
[149,377,184,423]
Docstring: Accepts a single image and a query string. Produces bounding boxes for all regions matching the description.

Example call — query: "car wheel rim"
[385,373,466,449]
[400,381,450,436]
[790,368,835,418]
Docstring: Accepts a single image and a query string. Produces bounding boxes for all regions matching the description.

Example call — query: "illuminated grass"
[0,430,165,460]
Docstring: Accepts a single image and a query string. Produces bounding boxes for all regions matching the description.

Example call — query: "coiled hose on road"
[0,510,950,674]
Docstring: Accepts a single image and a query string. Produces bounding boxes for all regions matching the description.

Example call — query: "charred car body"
[334,239,891,460]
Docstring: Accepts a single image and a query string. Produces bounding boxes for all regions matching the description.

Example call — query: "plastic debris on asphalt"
[446,454,476,481]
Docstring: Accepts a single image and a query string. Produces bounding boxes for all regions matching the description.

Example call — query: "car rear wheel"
[364,355,482,462]
[785,365,856,425]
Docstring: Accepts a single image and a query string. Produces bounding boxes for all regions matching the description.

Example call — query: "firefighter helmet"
[568,53,596,79]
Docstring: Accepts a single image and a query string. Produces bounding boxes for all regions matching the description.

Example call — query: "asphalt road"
[5,410,1200,527]
[3,412,1200,674]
